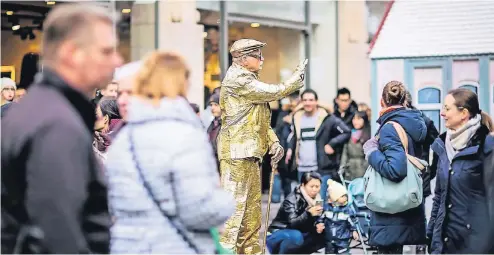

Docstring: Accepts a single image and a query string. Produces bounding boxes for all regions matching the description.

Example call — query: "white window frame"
[456,80,480,94]
[416,85,443,132]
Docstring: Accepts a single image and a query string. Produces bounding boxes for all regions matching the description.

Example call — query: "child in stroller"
[318,179,359,254]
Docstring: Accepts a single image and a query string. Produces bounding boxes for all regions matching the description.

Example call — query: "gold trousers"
[220,158,262,255]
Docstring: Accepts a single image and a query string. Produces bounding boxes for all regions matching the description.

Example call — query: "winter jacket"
[275,110,296,180]
[207,117,221,172]
[333,100,358,129]
[268,186,319,234]
[484,134,494,253]
[418,112,440,198]
[105,96,234,254]
[367,107,427,247]
[340,129,370,181]
[317,204,357,243]
[427,126,492,254]
[289,108,351,175]
[1,69,111,253]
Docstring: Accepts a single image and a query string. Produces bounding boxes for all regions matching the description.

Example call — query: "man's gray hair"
[42,3,119,62]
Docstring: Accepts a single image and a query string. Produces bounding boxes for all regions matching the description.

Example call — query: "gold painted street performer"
[218,38,308,254]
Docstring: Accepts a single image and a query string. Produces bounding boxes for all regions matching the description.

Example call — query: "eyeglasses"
[246,52,263,60]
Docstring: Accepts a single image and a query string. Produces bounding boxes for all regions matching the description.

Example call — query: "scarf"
[351,129,363,143]
[445,114,482,163]
[299,185,322,208]
[379,105,404,117]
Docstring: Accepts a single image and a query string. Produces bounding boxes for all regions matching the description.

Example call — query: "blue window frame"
[460,84,478,94]
[421,110,441,131]
[418,88,441,104]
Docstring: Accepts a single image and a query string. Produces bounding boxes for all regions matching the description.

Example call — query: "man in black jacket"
[333,88,358,129]
[1,4,122,253]
[286,89,351,200]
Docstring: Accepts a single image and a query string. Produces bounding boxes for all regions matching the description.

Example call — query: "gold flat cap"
[230,39,266,57]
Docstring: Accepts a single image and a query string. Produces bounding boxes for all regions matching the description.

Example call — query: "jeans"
[266,229,324,254]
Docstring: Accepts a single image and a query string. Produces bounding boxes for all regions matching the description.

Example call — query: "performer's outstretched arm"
[230,72,303,104]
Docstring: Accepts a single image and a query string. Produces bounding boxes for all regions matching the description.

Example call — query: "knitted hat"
[327,179,347,202]
[1,78,16,90]
[209,93,220,104]
[113,61,142,81]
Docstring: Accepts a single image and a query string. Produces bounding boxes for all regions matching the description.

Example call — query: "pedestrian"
[267,172,325,254]
[1,77,16,106]
[340,111,371,181]
[217,38,307,254]
[286,89,351,200]
[105,52,234,254]
[207,92,222,174]
[1,3,122,253]
[318,179,359,254]
[363,81,427,254]
[93,97,122,161]
[427,88,493,254]
[334,88,358,129]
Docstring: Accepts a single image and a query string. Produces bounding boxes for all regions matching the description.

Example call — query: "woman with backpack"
[362,81,427,254]
[427,88,493,254]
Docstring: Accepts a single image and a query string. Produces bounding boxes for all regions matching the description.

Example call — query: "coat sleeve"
[171,126,235,231]
[427,153,441,239]
[25,123,98,253]
[283,198,311,230]
[268,127,280,147]
[327,117,351,149]
[231,72,303,104]
[367,124,408,182]
[340,144,349,167]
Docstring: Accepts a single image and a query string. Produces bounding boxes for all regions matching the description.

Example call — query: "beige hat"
[1,78,16,91]
[230,39,266,58]
[327,179,347,202]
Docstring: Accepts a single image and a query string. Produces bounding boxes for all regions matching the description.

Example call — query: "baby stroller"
[338,166,375,254]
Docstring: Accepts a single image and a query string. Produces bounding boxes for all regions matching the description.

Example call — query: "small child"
[318,179,359,254]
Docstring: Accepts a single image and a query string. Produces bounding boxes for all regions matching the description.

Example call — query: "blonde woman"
[105,52,234,254]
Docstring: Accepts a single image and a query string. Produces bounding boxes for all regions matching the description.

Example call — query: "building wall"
[490,59,494,116]
[337,1,371,106]
[371,59,404,132]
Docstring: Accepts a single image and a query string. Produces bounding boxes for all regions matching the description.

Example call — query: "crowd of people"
[1,2,494,255]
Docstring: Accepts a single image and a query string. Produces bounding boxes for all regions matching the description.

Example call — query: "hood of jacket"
[376,107,427,143]
[127,96,203,129]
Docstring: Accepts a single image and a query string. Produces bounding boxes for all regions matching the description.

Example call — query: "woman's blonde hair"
[133,52,190,104]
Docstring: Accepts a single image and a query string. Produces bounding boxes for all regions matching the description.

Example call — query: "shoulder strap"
[387,121,427,171]
[387,121,409,154]
[127,125,201,253]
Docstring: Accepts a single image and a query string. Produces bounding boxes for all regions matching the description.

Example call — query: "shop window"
[418,87,441,104]
[459,84,478,94]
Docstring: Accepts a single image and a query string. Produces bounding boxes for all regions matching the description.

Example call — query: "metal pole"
[304,0,311,89]
[219,0,229,80]
[335,0,340,92]
[154,0,159,49]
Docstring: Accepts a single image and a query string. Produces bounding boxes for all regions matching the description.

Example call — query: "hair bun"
[382,80,406,106]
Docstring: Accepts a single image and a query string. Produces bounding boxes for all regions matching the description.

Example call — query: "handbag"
[128,122,232,254]
[363,121,427,214]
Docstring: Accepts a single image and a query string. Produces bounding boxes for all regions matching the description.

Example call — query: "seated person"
[267,172,326,254]
[318,179,359,254]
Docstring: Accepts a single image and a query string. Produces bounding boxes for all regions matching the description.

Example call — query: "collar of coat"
[293,107,329,140]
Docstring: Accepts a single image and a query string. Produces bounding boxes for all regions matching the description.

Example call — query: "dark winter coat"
[289,108,351,175]
[317,203,357,244]
[367,107,427,247]
[417,112,440,198]
[275,110,297,180]
[333,100,358,129]
[428,126,492,254]
[268,186,319,234]
[1,69,111,253]
[484,134,494,253]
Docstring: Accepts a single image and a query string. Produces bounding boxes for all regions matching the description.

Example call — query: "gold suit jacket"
[218,63,304,160]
